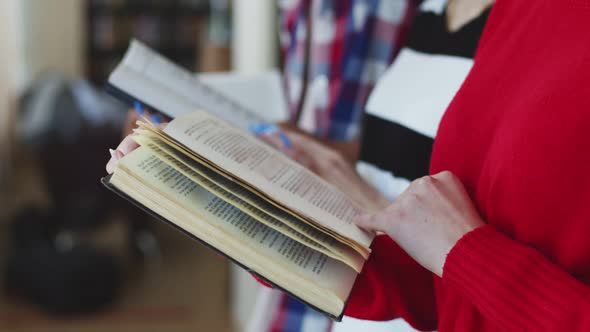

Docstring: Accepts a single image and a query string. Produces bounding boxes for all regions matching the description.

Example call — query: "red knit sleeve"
[443,225,590,331]
[345,235,438,331]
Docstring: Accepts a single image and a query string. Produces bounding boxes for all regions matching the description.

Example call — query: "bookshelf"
[85,0,210,84]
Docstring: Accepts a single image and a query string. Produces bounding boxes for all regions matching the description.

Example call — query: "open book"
[103,110,375,320]
[107,39,287,129]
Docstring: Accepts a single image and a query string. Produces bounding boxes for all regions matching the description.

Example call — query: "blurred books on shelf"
[86,0,211,84]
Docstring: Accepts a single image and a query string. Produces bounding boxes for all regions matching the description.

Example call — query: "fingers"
[116,135,140,155]
[431,170,458,185]
[106,149,125,174]
[412,175,437,190]
[354,211,388,233]
[127,109,141,122]
[122,110,140,137]
[105,135,140,174]
[354,175,434,234]
[430,170,468,200]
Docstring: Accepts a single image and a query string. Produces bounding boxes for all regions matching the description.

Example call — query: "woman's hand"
[105,109,167,174]
[256,127,389,212]
[106,134,139,174]
[354,171,485,277]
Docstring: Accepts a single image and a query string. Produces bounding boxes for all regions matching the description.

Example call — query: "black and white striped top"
[356,0,490,200]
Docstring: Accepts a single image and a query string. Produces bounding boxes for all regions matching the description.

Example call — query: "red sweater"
[345,1,590,331]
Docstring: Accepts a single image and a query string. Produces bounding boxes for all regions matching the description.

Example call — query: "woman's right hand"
[105,109,167,174]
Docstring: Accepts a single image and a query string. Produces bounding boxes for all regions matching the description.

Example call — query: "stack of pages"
[103,111,375,319]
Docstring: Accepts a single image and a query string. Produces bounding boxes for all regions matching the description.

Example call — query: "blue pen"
[134,101,161,124]
[133,101,144,115]
[250,123,292,150]
[150,114,162,124]
[278,131,293,149]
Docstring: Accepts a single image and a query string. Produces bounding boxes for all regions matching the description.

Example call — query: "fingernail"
[109,149,116,158]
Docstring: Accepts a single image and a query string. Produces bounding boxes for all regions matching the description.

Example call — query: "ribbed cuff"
[443,225,587,331]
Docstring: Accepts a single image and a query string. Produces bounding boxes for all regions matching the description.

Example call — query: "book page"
[114,148,358,303]
[162,111,375,248]
[133,134,365,271]
[197,70,289,123]
[138,122,368,255]
[108,40,272,128]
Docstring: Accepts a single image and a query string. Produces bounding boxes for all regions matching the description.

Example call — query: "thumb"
[354,212,384,232]
[106,149,125,174]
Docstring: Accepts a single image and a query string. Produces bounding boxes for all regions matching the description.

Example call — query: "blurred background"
[0,0,279,331]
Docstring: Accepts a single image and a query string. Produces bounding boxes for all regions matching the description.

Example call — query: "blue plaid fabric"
[279,0,419,140]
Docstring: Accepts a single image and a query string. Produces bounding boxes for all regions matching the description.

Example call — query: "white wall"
[0,0,84,101]
[231,0,278,73]
[0,0,25,176]
[0,0,84,181]
[0,0,26,99]
[20,0,85,82]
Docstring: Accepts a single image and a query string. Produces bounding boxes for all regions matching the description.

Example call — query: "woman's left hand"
[354,171,485,277]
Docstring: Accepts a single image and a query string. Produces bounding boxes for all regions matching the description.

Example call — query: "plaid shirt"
[265,1,418,332]
[279,0,418,140]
